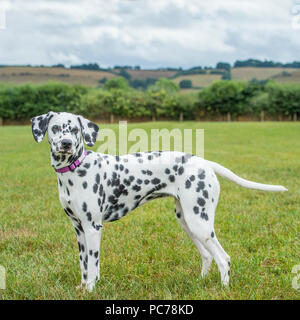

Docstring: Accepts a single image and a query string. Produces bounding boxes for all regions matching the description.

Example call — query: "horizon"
[1,58,300,71]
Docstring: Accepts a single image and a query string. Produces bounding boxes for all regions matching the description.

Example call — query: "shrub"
[0,82,87,120]
[266,82,300,116]
[149,78,180,95]
[179,80,192,89]
[1,79,300,122]
[104,77,129,90]
[198,81,257,117]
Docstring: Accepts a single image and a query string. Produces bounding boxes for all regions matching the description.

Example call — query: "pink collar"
[55,150,88,173]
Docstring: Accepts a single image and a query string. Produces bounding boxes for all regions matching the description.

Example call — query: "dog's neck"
[50,143,85,170]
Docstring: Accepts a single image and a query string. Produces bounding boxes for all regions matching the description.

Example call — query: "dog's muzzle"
[59,139,73,154]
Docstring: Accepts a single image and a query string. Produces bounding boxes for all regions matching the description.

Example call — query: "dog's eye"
[72,127,79,134]
[52,126,59,134]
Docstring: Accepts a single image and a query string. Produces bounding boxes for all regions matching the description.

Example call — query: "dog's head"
[31,111,99,155]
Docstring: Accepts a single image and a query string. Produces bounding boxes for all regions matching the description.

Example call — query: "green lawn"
[0,121,299,300]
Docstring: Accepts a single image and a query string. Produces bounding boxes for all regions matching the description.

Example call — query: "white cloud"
[0,0,298,68]
[49,52,81,65]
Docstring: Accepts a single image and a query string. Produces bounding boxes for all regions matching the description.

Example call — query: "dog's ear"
[31,111,55,143]
[77,115,99,147]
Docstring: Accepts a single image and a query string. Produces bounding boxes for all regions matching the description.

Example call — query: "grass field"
[0,121,299,300]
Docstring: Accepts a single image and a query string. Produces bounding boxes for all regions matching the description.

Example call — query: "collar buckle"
[68,163,76,171]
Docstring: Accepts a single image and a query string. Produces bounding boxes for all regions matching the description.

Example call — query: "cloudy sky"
[0,0,299,69]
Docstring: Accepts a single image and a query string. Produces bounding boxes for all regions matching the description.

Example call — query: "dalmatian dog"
[31,111,287,291]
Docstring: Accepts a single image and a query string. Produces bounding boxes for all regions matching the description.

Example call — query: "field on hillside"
[173,74,222,88]
[126,69,177,80]
[231,67,299,81]
[0,66,115,87]
[0,122,299,300]
[1,66,300,90]
[175,67,300,88]
[274,69,300,83]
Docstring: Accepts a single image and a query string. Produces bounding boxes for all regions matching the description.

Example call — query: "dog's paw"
[221,269,230,286]
[201,268,209,278]
[76,282,86,290]
[85,281,96,292]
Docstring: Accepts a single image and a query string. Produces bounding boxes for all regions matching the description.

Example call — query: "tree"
[266,82,300,119]
[216,62,231,71]
[98,77,107,85]
[70,63,101,70]
[119,69,131,80]
[221,71,232,80]
[176,92,197,120]
[198,81,255,120]
[179,79,192,89]
[149,78,179,94]
[104,77,129,90]
[52,64,65,68]
[144,89,167,121]
[129,78,156,90]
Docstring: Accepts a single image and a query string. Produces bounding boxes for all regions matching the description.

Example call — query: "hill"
[126,69,177,80]
[0,66,115,87]
[270,69,300,83]
[172,73,222,89]
[1,65,300,90]
[172,67,300,90]
[231,67,299,81]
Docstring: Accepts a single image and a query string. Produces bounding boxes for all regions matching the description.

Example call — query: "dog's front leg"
[71,222,88,289]
[83,222,102,292]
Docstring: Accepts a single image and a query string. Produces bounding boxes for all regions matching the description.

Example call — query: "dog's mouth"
[57,149,73,154]
[52,146,74,155]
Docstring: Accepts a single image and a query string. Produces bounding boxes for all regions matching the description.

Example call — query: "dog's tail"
[207,160,288,192]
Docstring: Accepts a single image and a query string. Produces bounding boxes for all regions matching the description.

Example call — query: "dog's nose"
[61,139,72,150]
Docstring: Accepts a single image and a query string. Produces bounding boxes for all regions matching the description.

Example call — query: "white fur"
[31,112,288,292]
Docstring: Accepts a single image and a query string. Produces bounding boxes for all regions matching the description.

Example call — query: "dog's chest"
[57,162,103,209]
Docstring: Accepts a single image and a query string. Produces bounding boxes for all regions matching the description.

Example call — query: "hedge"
[0,82,87,120]
[1,80,300,122]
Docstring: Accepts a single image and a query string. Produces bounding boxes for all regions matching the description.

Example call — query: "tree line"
[1,78,300,123]
[2,58,300,71]
[66,59,300,70]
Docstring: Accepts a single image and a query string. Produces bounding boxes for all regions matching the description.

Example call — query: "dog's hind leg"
[177,174,230,285]
[183,205,230,286]
[175,199,213,278]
